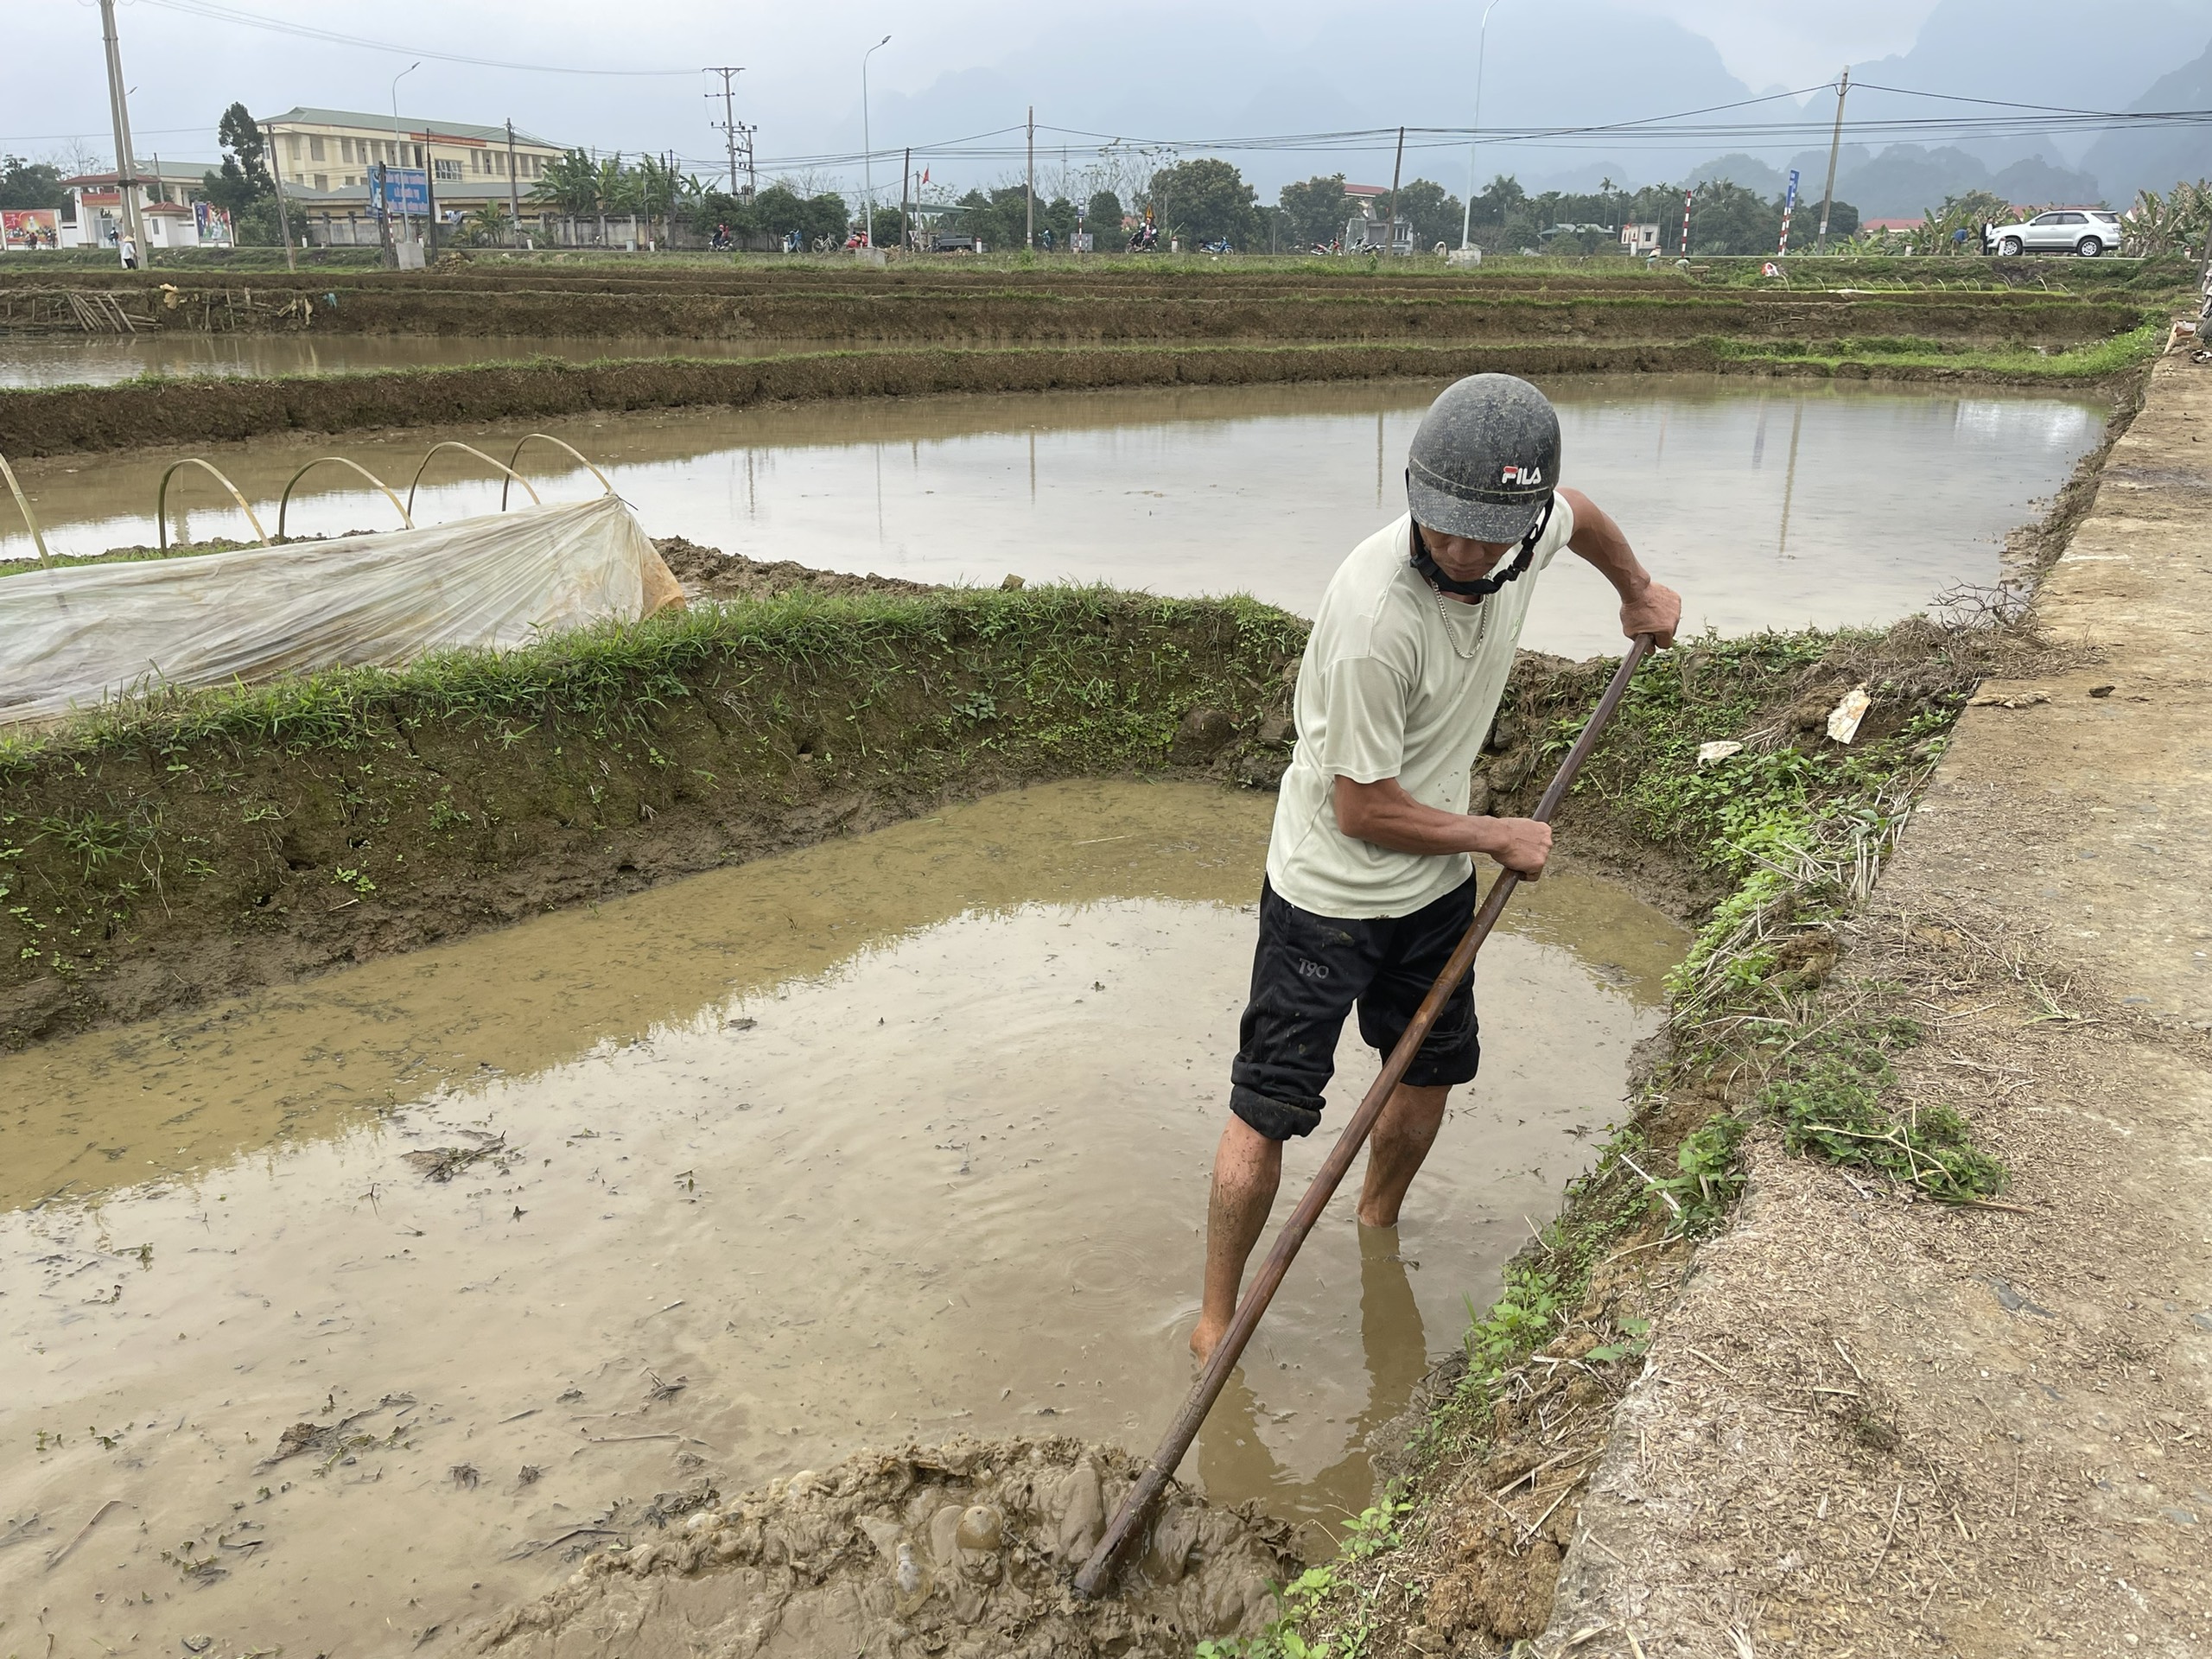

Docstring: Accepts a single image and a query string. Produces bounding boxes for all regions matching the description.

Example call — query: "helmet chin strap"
[1410,496,1554,601]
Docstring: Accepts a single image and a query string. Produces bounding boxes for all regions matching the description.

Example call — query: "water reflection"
[1200,1224,1430,1548]
[1,377,2104,655]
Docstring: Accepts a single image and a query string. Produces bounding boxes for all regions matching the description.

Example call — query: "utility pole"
[861,35,890,251]
[96,0,145,265]
[1387,125,1405,256]
[263,118,296,270]
[1815,67,1851,252]
[706,67,746,198]
[1026,105,1035,250]
[505,118,523,245]
[1458,0,1505,251]
[901,145,912,251]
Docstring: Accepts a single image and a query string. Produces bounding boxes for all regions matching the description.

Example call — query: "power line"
[737,83,2210,175]
[137,0,694,76]
[1,124,212,144]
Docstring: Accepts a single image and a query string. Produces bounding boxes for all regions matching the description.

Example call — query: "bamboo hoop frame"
[156,458,270,552]
[276,457,414,540]
[404,442,542,519]
[499,434,616,511]
[0,451,52,567]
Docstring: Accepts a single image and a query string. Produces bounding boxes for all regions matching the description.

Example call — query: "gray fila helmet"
[1406,373,1562,544]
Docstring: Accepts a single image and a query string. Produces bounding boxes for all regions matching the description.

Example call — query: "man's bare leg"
[1357,1083,1450,1229]
[1191,1115,1282,1365]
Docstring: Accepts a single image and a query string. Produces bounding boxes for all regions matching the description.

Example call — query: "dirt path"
[1542,353,2212,1654]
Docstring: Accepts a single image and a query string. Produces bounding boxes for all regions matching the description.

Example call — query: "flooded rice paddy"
[0,334,843,390]
[0,376,2103,654]
[0,779,1686,1656]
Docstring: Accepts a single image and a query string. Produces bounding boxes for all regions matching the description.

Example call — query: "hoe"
[1074,633,1657,1599]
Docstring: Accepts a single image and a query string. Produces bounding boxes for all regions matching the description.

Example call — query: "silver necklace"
[1424,576,1488,659]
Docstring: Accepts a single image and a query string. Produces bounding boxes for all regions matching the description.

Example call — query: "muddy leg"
[1192,1114,1282,1365]
[1356,1084,1450,1229]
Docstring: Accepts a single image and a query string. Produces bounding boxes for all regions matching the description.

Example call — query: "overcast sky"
[8,0,2172,197]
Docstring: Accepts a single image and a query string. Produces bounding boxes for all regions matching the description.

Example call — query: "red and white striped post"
[1680,185,1694,257]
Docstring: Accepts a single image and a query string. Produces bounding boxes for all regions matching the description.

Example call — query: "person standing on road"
[1191,372,1683,1363]
[119,232,138,270]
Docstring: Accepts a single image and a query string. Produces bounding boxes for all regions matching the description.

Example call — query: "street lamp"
[391,60,420,244]
[1458,0,1505,251]
[861,35,891,251]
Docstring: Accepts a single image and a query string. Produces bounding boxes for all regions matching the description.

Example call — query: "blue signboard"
[1783,168,1800,213]
[370,163,430,216]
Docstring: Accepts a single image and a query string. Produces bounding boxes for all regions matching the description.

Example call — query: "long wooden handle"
[1071,633,1655,1599]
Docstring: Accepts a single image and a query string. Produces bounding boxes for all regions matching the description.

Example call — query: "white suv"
[1984,209,2123,257]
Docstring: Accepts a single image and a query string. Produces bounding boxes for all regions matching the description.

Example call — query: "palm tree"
[467,202,512,247]
[2127,181,2211,257]
[529,148,601,214]
[529,148,601,242]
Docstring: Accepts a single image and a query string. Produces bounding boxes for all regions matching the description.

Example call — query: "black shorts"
[1229,874,1483,1141]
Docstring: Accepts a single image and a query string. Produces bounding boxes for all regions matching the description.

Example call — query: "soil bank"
[0,575,1306,1048]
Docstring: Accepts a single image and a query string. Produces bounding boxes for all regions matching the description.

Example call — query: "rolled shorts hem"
[1230,1084,1325,1141]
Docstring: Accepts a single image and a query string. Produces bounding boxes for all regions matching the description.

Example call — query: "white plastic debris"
[1825,684,1872,744]
[1696,740,1745,765]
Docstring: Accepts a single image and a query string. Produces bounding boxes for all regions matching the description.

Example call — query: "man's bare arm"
[1333,776,1552,877]
[1558,486,1681,647]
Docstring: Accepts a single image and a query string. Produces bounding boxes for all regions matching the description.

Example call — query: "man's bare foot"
[1189,1316,1226,1368]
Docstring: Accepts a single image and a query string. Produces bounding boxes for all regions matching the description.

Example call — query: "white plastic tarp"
[0,493,682,725]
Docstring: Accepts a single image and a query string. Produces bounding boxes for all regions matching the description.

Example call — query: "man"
[1192,372,1681,1364]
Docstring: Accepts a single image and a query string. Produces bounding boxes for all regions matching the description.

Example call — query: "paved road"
[1548,353,2212,1658]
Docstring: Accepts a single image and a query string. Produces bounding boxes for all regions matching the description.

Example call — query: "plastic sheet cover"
[0,494,683,726]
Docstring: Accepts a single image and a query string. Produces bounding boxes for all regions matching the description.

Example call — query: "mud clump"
[466,1435,1300,1658]
[652,536,937,602]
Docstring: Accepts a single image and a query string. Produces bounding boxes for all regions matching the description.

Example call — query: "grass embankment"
[0,342,1719,457]
[0,584,1306,1046]
[7,249,2195,294]
[1713,319,2169,380]
[0,310,2162,459]
[0,269,2158,349]
[1221,614,2035,1657]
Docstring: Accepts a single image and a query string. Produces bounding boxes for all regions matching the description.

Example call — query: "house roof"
[143,201,194,217]
[278,181,374,207]
[61,162,222,188]
[260,107,559,149]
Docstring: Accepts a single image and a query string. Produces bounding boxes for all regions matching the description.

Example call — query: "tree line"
[80,102,2212,261]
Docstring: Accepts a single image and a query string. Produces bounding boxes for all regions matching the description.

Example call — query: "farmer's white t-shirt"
[1266,505,1572,919]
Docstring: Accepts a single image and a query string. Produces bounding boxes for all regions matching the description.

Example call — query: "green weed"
[1194,1491,1409,1659]
[1761,1021,2007,1202]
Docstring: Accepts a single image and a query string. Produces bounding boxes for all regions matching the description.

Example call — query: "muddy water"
[0,779,1685,1657]
[0,334,848,389]
[0,378,2102,655]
